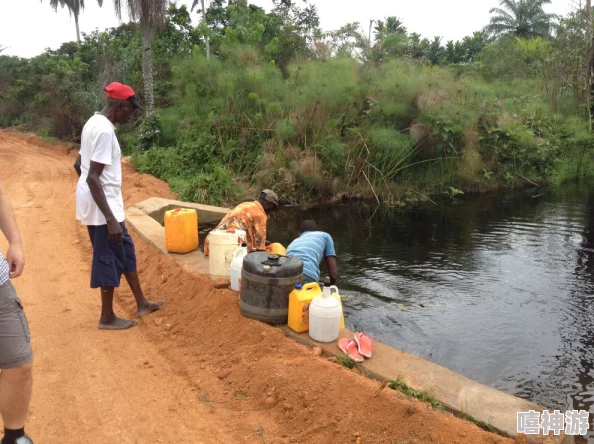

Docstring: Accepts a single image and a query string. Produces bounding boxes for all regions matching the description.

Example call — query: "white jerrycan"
[309,276,342,343]
[230,243,248,292]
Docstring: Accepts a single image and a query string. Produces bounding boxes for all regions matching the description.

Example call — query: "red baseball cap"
[104,82,142,109]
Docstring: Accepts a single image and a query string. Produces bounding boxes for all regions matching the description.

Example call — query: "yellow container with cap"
[288,281,344,333]
[266,243,287,256]
[164,208,198,254]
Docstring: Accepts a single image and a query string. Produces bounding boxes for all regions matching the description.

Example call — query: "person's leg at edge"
[0,281,33,443]
[121,223,164,318]
[0,362,32,444]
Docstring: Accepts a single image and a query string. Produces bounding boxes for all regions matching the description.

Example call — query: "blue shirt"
[286,231,336,282]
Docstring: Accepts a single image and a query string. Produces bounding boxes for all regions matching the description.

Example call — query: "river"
[266,180,594,435]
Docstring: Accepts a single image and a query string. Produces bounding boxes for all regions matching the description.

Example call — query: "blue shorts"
[302,274,318,285]
[87,222,137,289]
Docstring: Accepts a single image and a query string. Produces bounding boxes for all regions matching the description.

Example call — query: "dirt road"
[0,130,514,443]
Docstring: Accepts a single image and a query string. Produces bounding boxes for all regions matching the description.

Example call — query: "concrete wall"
[135,197,229,230]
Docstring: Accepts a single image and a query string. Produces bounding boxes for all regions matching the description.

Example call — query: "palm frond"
[487,0,555,38]
[45,0,87,17]
[488,7,514,21]
[112,0,123,20]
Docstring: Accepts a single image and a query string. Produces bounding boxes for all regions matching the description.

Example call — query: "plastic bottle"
[308,276,342,342]
[230,242,248,292]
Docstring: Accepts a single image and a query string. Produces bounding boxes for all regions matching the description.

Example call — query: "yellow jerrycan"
[288,281,344,333]
[164,208,198,254]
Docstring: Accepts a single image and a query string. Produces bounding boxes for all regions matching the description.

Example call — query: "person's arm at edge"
[324,232,338,285]
[0,181,25,278]
[325,256,338,285]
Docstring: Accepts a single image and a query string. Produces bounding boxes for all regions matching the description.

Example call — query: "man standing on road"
[74,82,164,330]
[286,220,338,285]
[0,181,34,444]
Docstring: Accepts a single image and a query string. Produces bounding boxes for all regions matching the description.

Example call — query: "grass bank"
[126,52,594,207]
[3,3,594,208]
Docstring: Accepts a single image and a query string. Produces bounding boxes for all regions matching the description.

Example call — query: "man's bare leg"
[123,271,164,318]
[0,362,32,442]
[98,287,137,329]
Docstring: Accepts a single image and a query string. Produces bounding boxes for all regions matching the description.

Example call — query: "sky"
[0,0,579,58]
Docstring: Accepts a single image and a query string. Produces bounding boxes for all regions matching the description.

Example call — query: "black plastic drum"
[239,252,303,324]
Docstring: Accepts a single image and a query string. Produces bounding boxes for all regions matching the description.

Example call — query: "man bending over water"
[286,220,338,285]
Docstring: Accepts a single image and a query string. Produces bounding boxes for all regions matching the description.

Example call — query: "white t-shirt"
[76,113,125,226]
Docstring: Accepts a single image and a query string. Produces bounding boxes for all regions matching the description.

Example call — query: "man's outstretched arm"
[325,256,338,285]
[0,180,25,278]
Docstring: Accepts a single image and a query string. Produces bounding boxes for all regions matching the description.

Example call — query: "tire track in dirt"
[0,130,515,444]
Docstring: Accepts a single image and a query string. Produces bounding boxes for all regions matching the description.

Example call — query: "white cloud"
[0,0,576,58]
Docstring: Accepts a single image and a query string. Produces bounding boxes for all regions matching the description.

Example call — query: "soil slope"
[0,130,515,443]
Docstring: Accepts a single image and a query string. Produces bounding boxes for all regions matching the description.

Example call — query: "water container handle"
[329,285,339,295]
[302,282,320,292]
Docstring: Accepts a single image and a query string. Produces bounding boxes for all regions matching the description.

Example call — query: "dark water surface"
[266,180,594,434]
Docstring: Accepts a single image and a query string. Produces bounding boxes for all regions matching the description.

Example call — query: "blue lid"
[295,284,302,290]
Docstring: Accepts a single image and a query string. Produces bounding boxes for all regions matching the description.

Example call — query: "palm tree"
[485,0,556,40]
[110,0,167,115]
[373,16,407,42]
[371,16,407,62]
[191,0,210,59]
[587,0,593,130]
[45,0,102,43]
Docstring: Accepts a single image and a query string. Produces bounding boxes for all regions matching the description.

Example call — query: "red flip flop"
[354,332,374,358]
[338,338,364,363]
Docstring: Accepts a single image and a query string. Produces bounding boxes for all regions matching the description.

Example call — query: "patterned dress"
[204,201,268,256]
[0,251,9,285]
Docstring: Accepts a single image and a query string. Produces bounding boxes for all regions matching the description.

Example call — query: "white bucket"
[208,229,247,279]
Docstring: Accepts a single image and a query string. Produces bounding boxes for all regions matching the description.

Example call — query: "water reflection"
[568,186,594,441]
[267,181,594,425]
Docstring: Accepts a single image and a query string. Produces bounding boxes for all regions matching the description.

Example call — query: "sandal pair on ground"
[338,332,373,363]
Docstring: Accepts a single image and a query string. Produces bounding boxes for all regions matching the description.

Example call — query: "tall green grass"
[131,49,594,206]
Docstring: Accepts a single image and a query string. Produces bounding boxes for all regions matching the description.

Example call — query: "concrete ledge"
[281,327,573,444]
[127,197,573,444]
[126,206,210,275]
[135,197,229,227]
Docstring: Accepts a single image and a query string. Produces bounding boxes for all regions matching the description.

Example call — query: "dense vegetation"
[2,0,594,206]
